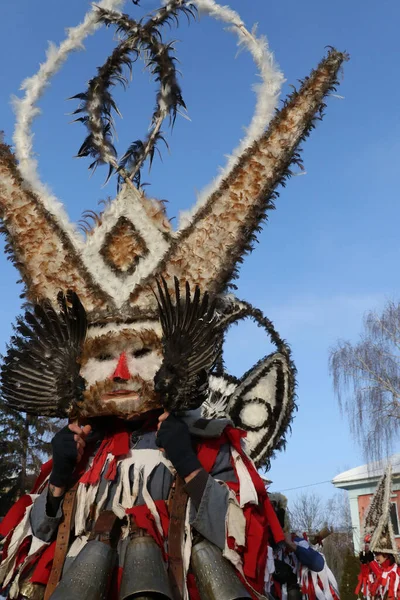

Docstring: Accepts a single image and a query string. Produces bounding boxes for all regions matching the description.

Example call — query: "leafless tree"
[289,491,325,533]
[289,490,354,587]
[323,492,354,585]
[329,300,400,459]
[325,491,353,531]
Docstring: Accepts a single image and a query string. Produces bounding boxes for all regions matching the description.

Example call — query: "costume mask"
[0,0,347,468]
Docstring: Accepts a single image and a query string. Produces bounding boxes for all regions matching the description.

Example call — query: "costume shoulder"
[183,410,233,439]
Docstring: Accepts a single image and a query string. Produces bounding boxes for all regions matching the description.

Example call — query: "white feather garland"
[178,0,285,229]
[11,0,128,245]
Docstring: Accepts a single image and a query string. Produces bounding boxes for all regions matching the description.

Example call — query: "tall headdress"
[0,0,348,469]
[363,464,399,561]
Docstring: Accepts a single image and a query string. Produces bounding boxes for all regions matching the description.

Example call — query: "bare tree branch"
[329,300,400,459]
[289,490,354,587]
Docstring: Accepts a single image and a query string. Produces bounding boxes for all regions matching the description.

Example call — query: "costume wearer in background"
[267,494,340,600]
[0,0,347,598]
[357,465,400,600]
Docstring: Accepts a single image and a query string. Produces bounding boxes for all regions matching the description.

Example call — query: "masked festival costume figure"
[0,1,347,598]
[357,465,400,600]
[266,494,339,600]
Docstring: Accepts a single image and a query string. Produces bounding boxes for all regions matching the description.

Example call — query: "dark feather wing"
[0,291,87,418]
[154,277,222,411]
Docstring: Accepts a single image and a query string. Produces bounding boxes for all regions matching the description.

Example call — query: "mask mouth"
[80,376,160,418]
[102,390,140,401]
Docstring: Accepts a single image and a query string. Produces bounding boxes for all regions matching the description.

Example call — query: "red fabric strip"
[111,430,130,457]
[31,459,53,494]
[196,435,227,473]
[30,541,56,585]
[0,494,33,538]
[126,500,169,560]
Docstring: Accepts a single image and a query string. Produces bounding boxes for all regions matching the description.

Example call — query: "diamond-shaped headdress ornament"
[0,0,348,468]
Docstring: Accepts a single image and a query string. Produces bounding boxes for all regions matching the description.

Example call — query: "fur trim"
[81,185,170,307]
[180,0,284,228]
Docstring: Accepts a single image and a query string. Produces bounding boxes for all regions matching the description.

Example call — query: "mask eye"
[132,348,152,359]
[97,353,113,361]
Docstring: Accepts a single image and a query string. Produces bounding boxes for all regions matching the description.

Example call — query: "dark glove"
[359,550,375,564]
[273,560,298,587]
[156,414,201,479]
[49,425,79,488]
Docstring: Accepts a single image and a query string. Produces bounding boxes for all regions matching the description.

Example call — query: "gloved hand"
[50,422,91,488]
[273,560,298,586]
[359,550,375,564]
[156,413,201,479]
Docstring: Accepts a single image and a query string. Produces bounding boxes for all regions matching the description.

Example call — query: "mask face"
[79,323,163,419]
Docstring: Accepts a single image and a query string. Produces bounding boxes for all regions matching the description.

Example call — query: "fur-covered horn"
[0,141,111,311]
[132,49,348,302]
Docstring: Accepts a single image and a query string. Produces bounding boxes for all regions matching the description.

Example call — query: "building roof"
[333,454,400,488]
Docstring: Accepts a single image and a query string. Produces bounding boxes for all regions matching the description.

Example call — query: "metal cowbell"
[191,539,251,600]
[49,540,116,600]
[119,535,173,600]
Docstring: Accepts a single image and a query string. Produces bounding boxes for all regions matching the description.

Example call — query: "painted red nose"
[111,352,131,381]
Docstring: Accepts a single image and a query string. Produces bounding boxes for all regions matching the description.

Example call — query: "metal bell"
[191,539,251,600]
[119,535,173,600]
[49,540,116,600]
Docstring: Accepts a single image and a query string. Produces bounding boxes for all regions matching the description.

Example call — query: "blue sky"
[1,0,399,506]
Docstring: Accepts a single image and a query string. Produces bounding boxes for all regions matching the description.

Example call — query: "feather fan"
[153,277,222,411]
[0,291,87,418]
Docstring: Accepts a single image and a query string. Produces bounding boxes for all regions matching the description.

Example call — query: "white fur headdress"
[0,0,348,468]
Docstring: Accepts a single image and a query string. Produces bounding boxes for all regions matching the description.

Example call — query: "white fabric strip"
[0,503,35,587]
[182,499,193,600]
[231,448,258,507]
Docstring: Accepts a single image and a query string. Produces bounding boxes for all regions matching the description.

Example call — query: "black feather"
[153,277,222,412]
[73,1,194,187]
[0,291,88,418]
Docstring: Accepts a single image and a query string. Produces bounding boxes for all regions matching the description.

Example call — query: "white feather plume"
[178,0,285,229]
[11,0,128,246]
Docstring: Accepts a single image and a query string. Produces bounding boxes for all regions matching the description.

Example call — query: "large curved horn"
[135,49,347,301]
[0,142,111,311]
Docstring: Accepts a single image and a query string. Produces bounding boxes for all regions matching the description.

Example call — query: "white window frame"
[390,499,400,537]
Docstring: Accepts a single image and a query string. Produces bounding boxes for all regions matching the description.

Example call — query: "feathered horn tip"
[0,291,88,418]
[152,276,222,412]
[72,0,195,187]
[130,48,348,305]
